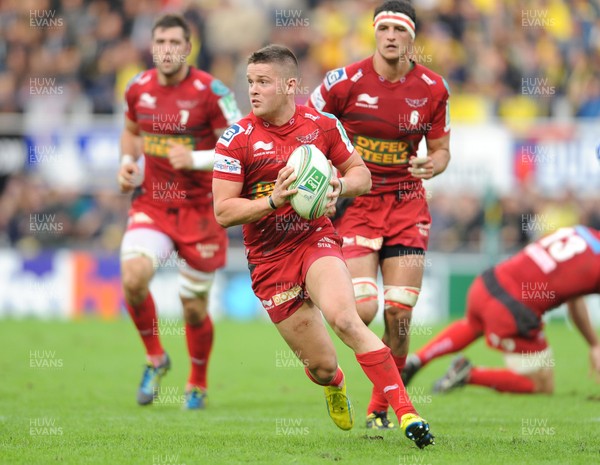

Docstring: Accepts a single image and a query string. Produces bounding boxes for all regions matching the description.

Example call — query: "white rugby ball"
[286,145,334,220]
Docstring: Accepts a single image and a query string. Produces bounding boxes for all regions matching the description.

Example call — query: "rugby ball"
[287,145,334,220]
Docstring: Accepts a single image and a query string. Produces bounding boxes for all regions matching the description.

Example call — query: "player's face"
[375,21,414,63]
[247,63,292,119]
[151,27,191,77]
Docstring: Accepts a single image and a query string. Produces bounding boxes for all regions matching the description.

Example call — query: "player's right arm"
[567,297,600,381]
[212,124,298,228]
[117,117,142,193]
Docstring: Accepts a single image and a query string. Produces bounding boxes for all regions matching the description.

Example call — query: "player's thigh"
[306,256,356,319]
[120,227,174,288]
[345,253,379,280]
[275,301,337,369]
[380,252,425,287]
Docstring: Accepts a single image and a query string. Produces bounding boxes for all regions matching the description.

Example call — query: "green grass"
[1,319,599,465]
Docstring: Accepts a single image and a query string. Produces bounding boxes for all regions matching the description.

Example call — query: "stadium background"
[1,0,600,323]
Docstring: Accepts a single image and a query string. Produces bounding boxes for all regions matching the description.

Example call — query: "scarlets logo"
[296,129,319,144]
[405,97,428,108]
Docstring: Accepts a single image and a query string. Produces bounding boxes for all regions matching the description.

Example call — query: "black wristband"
[268,196,277,210]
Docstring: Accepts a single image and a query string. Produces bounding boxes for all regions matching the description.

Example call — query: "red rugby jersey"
[213,105,354,263]
[494,225,600,316]
[125,67,241,207]
[308,57,450,194]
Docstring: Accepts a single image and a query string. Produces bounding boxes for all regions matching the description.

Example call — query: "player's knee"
[179,273,213,299]
[329,312,363,342]
[383,285,420,313]
[179,273,213,324]
[182,298,208,325]
[307,361,339,383]
[532,369,554,394]
[352,277,379,325]
[121,257,153,304]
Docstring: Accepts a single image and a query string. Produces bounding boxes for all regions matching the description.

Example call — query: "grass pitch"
[1,318,599,465]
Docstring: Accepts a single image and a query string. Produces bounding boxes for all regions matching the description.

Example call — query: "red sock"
[366,354,406,413]
[469,367,535,393]
[125,293,164,359]
[356,347,416,420]
[304,366,344,387]
[393,354,407,371]
[185,315,213,390]
[416,320,480,366]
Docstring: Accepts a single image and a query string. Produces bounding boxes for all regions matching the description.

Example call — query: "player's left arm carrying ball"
[118,117,142,193]
[567,296,600,382]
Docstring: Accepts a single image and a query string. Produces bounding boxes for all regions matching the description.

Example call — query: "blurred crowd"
[0,0,599,253]
[1,0,599,118]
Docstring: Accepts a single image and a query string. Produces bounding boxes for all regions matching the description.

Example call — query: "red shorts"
[126,200,227,273]
[335,192,431,259]
[249,231,344,323]
[466,276,548,354]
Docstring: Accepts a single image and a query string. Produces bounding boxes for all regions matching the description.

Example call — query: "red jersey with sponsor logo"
[213,105,354,264]
[308,57,450,194]
[125,67,241,207]
[494,226,600,316]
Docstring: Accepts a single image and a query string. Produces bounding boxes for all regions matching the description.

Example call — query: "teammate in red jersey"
[212,44,434,449]
[308,0,451,429]
[402,225,600,394]
[116,14,242,409]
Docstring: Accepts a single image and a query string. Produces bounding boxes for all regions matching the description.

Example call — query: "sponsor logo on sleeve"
[218,124,243,147]
[214,154,242,175]
[324,68,347,91]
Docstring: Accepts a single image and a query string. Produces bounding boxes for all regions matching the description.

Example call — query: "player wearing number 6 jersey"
[401,225,600,395]
[308,0,450,429]
[117,14,242,409]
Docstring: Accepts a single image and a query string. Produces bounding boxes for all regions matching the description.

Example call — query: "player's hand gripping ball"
[286,145,333,220]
